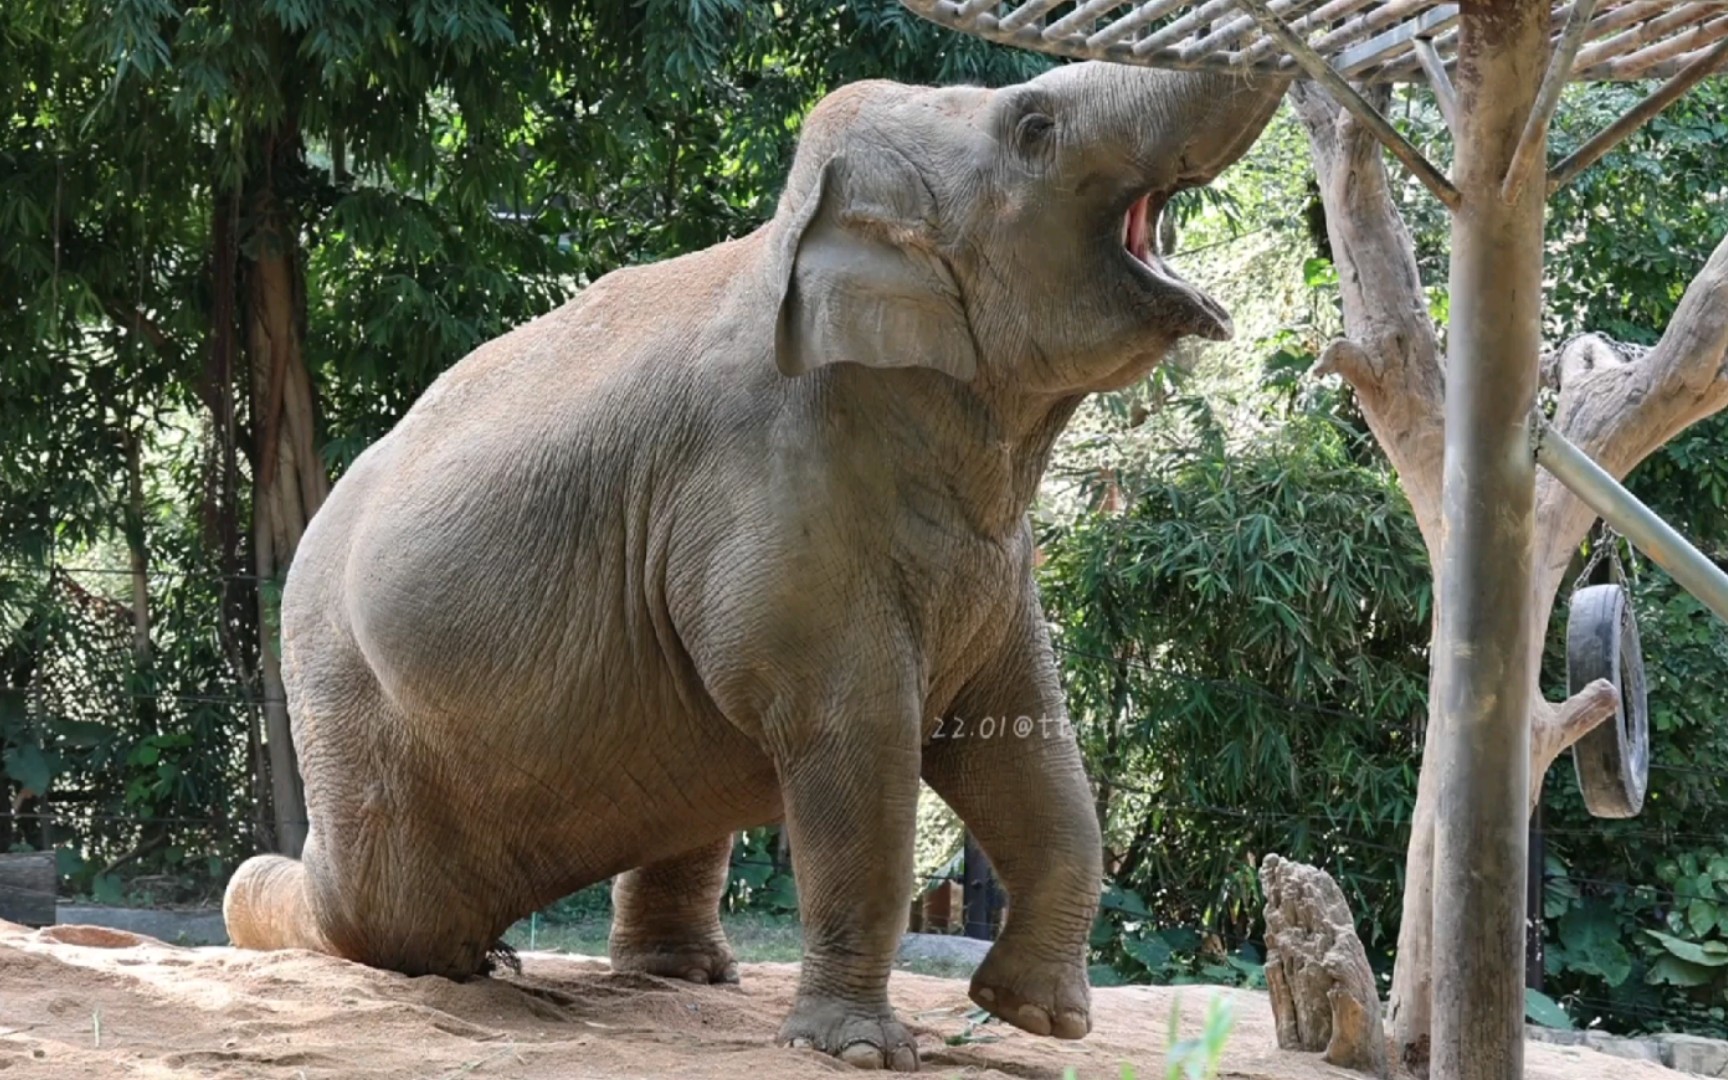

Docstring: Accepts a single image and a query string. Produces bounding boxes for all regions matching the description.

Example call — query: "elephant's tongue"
[1124,193,1153,264]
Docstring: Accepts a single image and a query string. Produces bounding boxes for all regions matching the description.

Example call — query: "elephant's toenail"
[682,968,708,983]
[839,1042,884,1069]
[973,986,996,1004]
[1052,1010,1090,1040]
[1015,1004,1053,1036]
[789,1037,815,1050]
[889,1045,920,1072]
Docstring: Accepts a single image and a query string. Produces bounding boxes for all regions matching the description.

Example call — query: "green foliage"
[726,827,798,915]
[0,0,1040,896]
[1041,382,1431,973]
[1165,993,1235,1080]
[1526,987,1573,1031]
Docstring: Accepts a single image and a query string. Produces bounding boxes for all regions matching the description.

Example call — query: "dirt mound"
[0,919,1682,1078]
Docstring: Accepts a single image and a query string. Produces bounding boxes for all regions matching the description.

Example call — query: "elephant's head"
[769,62,1286,397]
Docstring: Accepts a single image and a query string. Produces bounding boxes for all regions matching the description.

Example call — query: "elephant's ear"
[773,156,978,382]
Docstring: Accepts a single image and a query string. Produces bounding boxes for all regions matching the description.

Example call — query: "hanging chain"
[1573,522,1620,595]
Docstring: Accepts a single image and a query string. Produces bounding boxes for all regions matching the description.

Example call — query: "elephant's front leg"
[774,677,922,1072]
[609,835,739,984]
[923,588,1102,1040]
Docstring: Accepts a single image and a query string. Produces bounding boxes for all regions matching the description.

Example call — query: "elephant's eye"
[1015,112,1055,149]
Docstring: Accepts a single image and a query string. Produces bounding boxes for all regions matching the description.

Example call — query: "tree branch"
[1535,229,1728,596]
[1293,83,1446,550]
[1529,678,1619,812]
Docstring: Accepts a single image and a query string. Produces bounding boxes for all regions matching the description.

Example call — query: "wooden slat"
[1045,0,1136,40]
[905,0,1728,83]
[1133,0,1239,56]
[1000,0,1069,31]
[1333,4,1458,76]
[1578,12,1728,78]
[1178,0,1315,59]
[1551,34,1728,191]
[1086,0,1191,49]
[1235,0,1376,64]
[1380,0,1666,80]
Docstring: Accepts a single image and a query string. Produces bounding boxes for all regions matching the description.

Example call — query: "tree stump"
[1260,853,1387,1078]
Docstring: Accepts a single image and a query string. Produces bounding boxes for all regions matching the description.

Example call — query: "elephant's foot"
[778,994,919,1072]
[609,926,739,985]
[968,941,1091,1040]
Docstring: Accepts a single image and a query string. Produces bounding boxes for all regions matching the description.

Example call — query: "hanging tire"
[1568,583,1649,819]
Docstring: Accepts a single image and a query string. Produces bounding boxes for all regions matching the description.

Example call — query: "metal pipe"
[1429,3,1547,1079]
[1534,422,1728,624]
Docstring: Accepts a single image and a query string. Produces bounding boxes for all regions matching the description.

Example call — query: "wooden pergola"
[899,2,1728,1078]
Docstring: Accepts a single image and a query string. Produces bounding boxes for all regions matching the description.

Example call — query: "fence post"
[1527,805,1545,993]
[962,831,1003,940]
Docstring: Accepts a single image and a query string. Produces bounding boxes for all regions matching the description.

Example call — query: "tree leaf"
[1646,930,1728,967]
[1647,955,1720,988]
[1690,900,1718,938]
[1123,933,1174,973]
[3,742,53,795]
[1524,988,1573,1030]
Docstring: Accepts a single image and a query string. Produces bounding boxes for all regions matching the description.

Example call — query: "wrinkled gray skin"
[223,62,1285,1071]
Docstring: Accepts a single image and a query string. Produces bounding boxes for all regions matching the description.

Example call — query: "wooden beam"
[1578,14,1728,79]
[1181,0,1312,60]
[1503,0,1599,204]
[1235,0,1374,64]
[1549,36,1728,195]
[1134,0,1238,56]
[1572,2,1721,72]
[1085,0,1190,49]
[1235,0,1462,209]
[1413,36,1458,132]
[1045,0,1140,40]
[1333,4,1458,76]
[999,0,1066,32]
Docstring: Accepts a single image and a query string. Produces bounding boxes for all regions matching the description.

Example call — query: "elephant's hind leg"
[608,835,739,984]
[223,851,333,954]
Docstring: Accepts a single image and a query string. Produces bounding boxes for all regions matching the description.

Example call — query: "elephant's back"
[295,234,776,728]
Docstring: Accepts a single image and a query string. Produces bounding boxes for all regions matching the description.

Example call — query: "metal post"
[962,831,1002,940]
[1431,4,1548,1079]
[1526,805,1545,993]
[1534,422,1728,623]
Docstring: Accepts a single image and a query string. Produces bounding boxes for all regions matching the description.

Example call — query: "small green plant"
[944,1007,1002,1047]
[1165,993,1235,1080]
[1058,993,1234,1080]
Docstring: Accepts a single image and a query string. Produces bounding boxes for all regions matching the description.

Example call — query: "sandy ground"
[0,919,1686,1079]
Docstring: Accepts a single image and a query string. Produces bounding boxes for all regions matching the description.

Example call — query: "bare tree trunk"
[1293,81,1728,1074]
[243,130,328,858]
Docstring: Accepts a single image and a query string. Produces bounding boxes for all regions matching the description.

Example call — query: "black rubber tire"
[1568,583,1649,819]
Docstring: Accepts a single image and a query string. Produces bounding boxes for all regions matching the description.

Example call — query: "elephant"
[222,59,1286,1071]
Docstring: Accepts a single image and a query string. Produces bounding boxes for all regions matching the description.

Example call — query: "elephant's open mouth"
[1120,190,1164,265]
[1114,187,1233,341]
